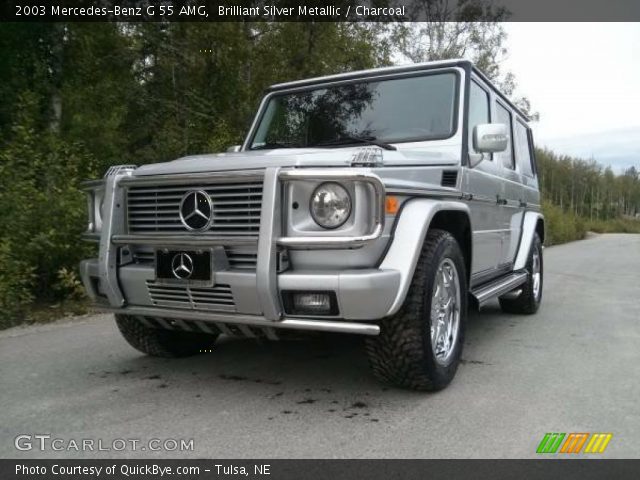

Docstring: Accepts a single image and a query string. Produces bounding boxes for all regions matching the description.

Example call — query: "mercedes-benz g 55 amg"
[80,59,544,391]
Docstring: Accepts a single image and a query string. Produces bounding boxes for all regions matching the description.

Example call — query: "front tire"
[499,232,543,314]
[115,315,218,358]
[365,229,468,391]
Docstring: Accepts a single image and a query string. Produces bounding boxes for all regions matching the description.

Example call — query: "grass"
[543,201,640,245]
[585,217,640,234]
[541,201,586,245]
[24,298,93,325]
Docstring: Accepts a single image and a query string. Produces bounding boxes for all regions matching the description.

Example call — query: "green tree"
[390,0,536,118]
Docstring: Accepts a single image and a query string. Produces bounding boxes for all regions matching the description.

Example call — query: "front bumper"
[80,258,399,336]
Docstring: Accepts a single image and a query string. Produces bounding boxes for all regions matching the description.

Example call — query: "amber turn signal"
[385,196,399,215]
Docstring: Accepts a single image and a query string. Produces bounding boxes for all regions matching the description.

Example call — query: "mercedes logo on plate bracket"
[179,190,213,231]
[171,253,194,279]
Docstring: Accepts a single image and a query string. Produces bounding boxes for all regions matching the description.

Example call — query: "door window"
[468,81,490,156]
[495,102,514,169]
[514,120,534,177]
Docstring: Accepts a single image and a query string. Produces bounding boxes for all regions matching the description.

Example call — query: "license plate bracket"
[155,250,214,286]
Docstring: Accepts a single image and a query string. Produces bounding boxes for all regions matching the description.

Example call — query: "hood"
[133,145,461,176]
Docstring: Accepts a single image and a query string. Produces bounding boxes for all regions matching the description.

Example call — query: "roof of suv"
[267,58,530,122]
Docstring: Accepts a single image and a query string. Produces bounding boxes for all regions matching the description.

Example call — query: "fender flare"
[380,198,471,316]
[513,211,544,271]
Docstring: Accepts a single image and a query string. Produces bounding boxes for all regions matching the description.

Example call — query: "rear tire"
[365,229,468,391]
[115,315,218,358]
[499,232,543,314]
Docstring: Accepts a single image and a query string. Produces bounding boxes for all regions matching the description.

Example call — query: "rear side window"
[467,81,490,156]
[495,103,514,169]
[514,120,534,177]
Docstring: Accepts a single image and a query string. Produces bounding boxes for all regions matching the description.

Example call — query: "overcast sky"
[502,22,640,172]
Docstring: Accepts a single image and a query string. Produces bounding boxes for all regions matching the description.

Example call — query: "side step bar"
[470,271,528,307]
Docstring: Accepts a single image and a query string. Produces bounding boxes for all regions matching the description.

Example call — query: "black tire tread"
[365,229,466,391]
[115,314,217,358]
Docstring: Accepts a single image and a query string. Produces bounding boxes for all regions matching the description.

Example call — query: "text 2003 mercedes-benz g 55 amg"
[80,59,544,391]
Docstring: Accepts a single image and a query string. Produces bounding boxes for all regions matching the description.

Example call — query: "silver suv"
[80,59,544,391]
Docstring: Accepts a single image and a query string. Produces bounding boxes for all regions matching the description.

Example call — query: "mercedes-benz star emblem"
[171,253,194,279]
[179,190,213,231]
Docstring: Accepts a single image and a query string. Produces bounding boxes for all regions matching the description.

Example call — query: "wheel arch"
[428,210,472,285]
[380,198,472,316]
[514,211,545,271]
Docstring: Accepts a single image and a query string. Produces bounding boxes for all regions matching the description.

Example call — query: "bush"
[0,93,98,328]
[541,203,640,246]
[541,201,586,246]
[585,217,640,234]
[0,239,35,328]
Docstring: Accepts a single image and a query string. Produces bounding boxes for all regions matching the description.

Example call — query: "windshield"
[250,72,458,150]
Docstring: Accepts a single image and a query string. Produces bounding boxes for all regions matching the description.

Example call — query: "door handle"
[519,199,527,208]
[496,195,508,205]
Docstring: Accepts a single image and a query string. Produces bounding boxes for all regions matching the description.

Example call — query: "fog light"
[282,291,338,316]
[295,292,330,311]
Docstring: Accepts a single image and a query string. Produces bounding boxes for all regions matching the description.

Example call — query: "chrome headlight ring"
[309,182,353,229]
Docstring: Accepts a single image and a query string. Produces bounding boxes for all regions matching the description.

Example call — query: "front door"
[463,79,502,277]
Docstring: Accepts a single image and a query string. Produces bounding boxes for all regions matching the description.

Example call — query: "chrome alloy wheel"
[532,248,542,300]
[430,258,461,366]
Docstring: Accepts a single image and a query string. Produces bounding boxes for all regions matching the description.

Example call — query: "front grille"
[146,281,235,312]
[224,247,258,271]
[131,245,257,271]
[127,181,263,236]
[132,246,155,264]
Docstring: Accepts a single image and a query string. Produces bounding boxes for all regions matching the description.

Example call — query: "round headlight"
[310,182,352,229]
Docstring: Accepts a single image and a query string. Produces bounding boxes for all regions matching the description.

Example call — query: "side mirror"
[226,145,241,153]
[473,123,508,153]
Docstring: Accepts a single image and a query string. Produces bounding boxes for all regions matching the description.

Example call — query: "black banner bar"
[3,459,640,480]
[1,0,640,22]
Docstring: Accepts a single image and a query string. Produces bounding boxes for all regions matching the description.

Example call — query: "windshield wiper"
[313,135,397,151]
